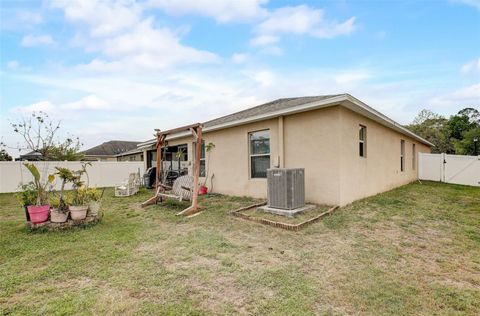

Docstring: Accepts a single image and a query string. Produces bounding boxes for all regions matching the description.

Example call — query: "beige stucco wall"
[283,106,342,206]
[165,119,279,199]
[338,107,430,206]
[155,105,430,207]
[117,153,143,162]
[85,156,117,162]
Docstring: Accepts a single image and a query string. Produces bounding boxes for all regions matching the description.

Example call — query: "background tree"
[10,112,84,161]
[0,142,13,161]
[407,107,479,155]
[407,110,453,153]
[454,127,480,155]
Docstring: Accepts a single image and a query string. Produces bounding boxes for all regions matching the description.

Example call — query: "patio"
[1,181,479,315]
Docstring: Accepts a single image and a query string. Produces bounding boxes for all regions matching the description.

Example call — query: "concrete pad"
[258,204,316,218]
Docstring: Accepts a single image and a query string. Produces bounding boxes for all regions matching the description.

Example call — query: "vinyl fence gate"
[418,153,480,187]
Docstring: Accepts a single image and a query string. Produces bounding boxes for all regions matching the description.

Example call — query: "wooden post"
[155,133,165,191]
[191,126,202,210]
[177,125,202,216]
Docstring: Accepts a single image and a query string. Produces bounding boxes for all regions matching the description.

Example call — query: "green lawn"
[1,182,479,315]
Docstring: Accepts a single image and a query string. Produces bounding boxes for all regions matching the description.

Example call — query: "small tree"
[407,109,453,153]
[10,111,83,161]
[202,142,215,187]
[0,141,13,161]
[454,128,480,155]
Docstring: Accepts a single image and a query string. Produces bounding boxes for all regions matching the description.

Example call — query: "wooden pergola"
[141,123,203,216]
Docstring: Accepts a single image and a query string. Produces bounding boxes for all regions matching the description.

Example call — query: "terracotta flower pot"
[69,205,88,220]
[88,201,100,216]
[27,205,50,224]
[50,208,69,223]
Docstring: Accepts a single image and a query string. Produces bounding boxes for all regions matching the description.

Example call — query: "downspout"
[278,116,285,168]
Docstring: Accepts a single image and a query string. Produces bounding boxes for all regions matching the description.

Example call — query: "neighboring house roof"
[137,94,433,147]
[17,151,43,161]
[82,140,141,156]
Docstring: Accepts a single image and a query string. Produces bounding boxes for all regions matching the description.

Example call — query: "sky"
[1,0,479,156]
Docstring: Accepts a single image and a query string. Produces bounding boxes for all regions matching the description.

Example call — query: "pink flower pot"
[198,186,208,195]
[27,205,50,224]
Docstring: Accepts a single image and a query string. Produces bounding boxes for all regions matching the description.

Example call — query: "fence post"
[441,153,446,183]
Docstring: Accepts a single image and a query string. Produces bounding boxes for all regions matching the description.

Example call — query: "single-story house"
[116,147,144,162]
[16,151,44,161]
[81,140,141,161]
[134,94,432,206]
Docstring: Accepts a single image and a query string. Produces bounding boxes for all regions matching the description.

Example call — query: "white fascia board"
[343,95,434,146]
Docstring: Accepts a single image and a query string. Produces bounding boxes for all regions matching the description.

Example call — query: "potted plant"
[23,163,55,224]
[69,186,88,220]
[86,187,103,217]
[199,142,215,195]
[49,194,70,223]
[22,163,55,224]
[51,167,75,223]
[16,183,38,222]
[68,166,89,220]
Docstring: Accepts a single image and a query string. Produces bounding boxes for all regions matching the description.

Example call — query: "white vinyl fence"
[0,161,145,193]
[419,153,480,187]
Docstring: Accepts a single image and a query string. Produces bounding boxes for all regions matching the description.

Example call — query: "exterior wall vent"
[267,168,305,210]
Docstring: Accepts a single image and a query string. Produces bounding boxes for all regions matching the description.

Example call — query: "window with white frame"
[359,125,367,157]
[249,130,270,178]
[400,140,405,172]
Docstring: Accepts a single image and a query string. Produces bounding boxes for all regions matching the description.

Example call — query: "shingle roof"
[136,94,432,147]
[82,140,141,156]
[203,95,342,128]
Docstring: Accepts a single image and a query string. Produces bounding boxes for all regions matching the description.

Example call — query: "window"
[249,130,270,178]
[193,141,206,177]
[412,144,416,170]
[359,125,367,157]
[400,140,405,172]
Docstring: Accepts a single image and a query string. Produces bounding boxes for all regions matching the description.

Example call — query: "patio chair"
[115,173,137,197]
[133,172,141,194]
[157,175,194,202]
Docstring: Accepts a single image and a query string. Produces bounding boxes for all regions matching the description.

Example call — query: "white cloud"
[375,30,387,40]
[335,71,372,84]
[429,83,480,108]
[63,95,111,110]
[250,34,279,46]
[146,0,268,22]
[253,5,356,47]
[51,0,141,37]
[232,53,249,64]
[11,95,111,117]
[461,58,480,74]
[259,45,283,56]
[7,61,19,69]
[246,70,276,86]
[17,11,43,24]
[21,34,54,47]
[99,18,218,69]
[452,0,480,10]
[51,2,218,70]
[12,101,56,114]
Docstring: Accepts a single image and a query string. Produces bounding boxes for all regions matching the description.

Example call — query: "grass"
[0,181,479,315]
